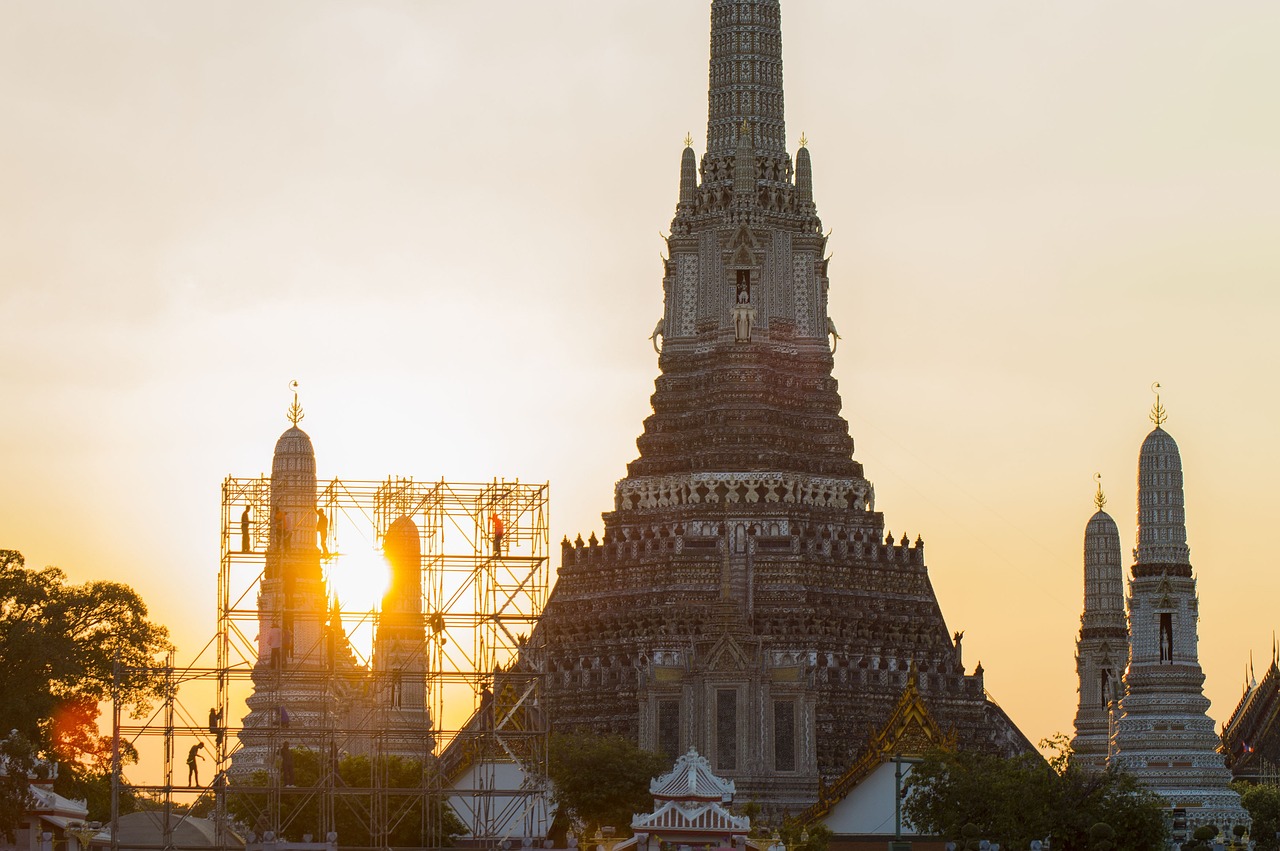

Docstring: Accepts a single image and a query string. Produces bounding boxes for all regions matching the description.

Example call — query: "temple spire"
[706,0,786,157]
[1093,473,1106,511]
[1149,381,1167,427]
[287,379,305,426]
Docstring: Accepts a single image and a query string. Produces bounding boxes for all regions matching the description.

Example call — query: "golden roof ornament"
[1094,473,1107,511]
[287,379,305,426]
[1149,381,1167,427]
[683,132,693,148]
[799,131,808,148]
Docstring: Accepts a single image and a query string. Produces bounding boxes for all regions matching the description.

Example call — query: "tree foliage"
[226,748,464,847]
[1237,782,1280,851]
[0,550,171,836]
[546,732,669,837]
[902,742,1167,851]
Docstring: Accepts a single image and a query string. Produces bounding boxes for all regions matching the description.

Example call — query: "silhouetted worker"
[266,624,282,669]
[278,705,290,729]
[280,742,294,786]
[241,506,251,552]
[208,707,223,747]
[490,514,504,557]
[186,743,205,785]
[316,508,329,556]
[272,510,288,550]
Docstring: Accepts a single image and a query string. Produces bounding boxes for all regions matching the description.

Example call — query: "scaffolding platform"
[110,477,550,851]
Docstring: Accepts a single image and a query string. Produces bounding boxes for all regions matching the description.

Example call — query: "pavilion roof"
[650,748,735,802]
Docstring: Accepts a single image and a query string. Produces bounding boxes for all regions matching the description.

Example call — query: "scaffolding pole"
[110,476,550,851]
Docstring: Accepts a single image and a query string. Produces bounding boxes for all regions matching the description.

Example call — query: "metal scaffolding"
[111,476,550,851]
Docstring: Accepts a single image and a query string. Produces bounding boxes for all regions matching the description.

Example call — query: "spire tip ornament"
[799,132,808,148]
[287,379,305,426]
[1094,473,1107,511]
[683,132,693,148]
[1149,381,1167,427]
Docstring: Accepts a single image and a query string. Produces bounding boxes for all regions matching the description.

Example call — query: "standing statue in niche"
[732,284,756,342]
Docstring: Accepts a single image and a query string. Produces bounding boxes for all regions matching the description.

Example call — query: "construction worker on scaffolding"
[187,742,205,786]
[490,513,504,557]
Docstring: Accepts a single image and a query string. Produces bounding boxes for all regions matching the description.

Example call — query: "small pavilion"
[614,749,764,851]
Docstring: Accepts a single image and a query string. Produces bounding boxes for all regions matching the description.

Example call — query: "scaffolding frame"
[111,476,550,851]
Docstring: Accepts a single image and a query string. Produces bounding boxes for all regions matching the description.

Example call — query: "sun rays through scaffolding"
[110,476,550,851]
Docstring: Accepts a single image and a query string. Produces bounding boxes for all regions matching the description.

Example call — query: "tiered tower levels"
[1070,498,1128,771]
[536,0,1031,810]
[1110,424,1247,833]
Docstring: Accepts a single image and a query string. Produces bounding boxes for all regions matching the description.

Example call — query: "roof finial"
[287,379,305,426]
[683,132,693,148]
[799,131,808,149]
[1094,473,1107,511]
[1149,381,1167,427]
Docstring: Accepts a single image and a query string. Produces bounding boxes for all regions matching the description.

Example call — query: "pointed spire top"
[799,131,808,148]
[684,132,693,148]
[287,379,305,426]
[705,0,786,157]
[1093,473,1107,511]
[1149,381,1167,427]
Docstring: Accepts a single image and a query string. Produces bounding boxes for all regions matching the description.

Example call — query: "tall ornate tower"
[234,415,340,775]
[1070,479,1127,770]
[372,516,433,759]
[536,0,1030,811]
[1109,398,1247,833]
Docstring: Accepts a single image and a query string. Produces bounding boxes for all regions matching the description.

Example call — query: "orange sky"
[3,0,1280,767]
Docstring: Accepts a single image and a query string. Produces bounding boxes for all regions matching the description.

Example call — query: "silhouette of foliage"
[546,732,668,838]
[903,741,1167,850]
[0,550,170,836]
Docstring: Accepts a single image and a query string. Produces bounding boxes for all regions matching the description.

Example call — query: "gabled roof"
[650,748,735,802]
[802,664,954,823]
[631,800,749,835]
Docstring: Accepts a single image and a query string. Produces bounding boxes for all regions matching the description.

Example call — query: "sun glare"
[325,543,390,617]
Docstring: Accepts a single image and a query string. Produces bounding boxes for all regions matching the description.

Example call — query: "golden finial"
[1094,473,1107,511]
[683,132,693,148]
[287,379,305,426]
[1149,381,1167,427]
[799,131,808,148]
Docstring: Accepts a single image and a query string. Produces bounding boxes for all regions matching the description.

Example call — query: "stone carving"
[793,255,813,336]
[732,293,757,342]
[615,472,872,513]
[678,254,699,337]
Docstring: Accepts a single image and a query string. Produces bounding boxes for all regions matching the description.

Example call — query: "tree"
[546,732,669,838]
[1238,783,1280,851]
[0,550,171,836]
[902,741,1168,851]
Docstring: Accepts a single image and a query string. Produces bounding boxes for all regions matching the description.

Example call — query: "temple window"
[736,269,751,304]
[1159,613,1174,663]
[716,689,738,772]
[657,699,680,762]
[774,699,796,772]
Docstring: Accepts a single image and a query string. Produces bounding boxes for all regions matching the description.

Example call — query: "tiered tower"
[372,516,433,760]
[536,0,1030,811]
[1109,400,1247,833]
[234,417,349,775]
[1070,479,1128,770]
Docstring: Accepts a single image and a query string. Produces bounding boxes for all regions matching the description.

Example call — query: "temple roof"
[802,666,953,823]
[650,748,736,802]
[631,800,749,836]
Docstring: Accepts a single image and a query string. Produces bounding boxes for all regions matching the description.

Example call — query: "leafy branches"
[0,549,171,834]
[902,740,1167,851]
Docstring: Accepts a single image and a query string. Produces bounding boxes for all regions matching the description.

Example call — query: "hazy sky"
[3,0,1279,765]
